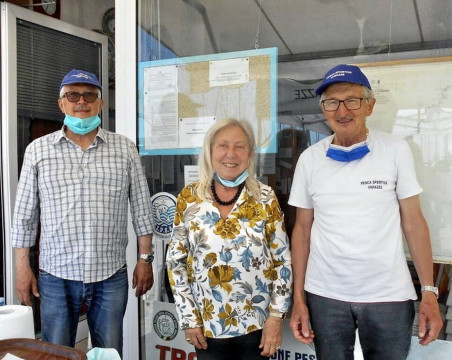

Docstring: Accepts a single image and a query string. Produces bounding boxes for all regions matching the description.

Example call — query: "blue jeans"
[196,330,268,360]
[38,266,128,357]
[306,292,414,360]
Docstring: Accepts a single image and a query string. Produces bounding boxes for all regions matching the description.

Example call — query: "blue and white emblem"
[151,192,177,239]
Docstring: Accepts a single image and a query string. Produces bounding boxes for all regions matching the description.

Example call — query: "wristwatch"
[269,310,287,320]
[421,285,439,299]
[139,252,154,264]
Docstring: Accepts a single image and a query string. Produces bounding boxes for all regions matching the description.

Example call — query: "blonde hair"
[196,118,260,200]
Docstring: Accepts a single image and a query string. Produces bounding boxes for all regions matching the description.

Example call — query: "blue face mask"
[64,114,101,135]
[213,169,249,187]
[326,140,370,162]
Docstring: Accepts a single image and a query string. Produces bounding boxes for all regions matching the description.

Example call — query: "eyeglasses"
[62,91,100,103]
[321,97,364,112]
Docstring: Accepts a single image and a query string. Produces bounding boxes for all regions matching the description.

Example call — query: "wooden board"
[0,338,87,360]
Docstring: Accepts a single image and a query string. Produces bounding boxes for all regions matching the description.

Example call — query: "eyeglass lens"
[64,91,99,103]
[322,98,363,111]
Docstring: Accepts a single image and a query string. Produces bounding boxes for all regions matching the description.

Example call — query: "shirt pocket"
[94,161,129,193]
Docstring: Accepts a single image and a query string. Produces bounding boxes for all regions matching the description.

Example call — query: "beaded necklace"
[210,179,245,206]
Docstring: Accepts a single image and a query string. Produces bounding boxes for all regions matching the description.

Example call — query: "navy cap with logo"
[60,69,102,90]
[315,64,371,95]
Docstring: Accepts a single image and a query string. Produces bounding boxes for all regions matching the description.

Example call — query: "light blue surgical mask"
[64,114,101,135]
[326,139,370,162]
[213,169,249,187]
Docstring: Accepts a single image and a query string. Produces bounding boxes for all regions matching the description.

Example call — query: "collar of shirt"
[53,126,109,146]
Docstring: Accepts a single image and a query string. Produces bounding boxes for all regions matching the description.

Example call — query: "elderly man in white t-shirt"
[288,64,443,360]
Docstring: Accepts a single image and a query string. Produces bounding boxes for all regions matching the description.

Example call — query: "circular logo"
[153,310,178,341]
[151,192,177,239]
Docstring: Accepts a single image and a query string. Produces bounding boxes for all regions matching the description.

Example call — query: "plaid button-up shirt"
[11,127,153,283]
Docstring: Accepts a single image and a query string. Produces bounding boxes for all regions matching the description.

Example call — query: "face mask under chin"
[64,114,101,135]
[213,169,249,187]
[326,141,370,162]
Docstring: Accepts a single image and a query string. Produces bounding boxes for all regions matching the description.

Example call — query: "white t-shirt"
[288,130,421,302]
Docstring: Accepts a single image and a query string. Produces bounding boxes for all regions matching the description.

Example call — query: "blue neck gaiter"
[213,169,249,187]
[64,114,101,135]
[326,139,370,162]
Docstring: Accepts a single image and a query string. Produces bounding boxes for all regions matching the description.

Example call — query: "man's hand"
[418,292,443,345]
[16,265,39,306]
[132,260,154,297]
[290,300,315,344]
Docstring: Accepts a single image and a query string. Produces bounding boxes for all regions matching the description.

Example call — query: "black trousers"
[195,329,268,360]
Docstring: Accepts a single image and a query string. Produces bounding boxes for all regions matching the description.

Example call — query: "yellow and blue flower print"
[166,181,292,338]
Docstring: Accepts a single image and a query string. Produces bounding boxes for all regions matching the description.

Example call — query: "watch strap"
[420,285,439,298]
[269,310,286,319]
[139,251,154,264]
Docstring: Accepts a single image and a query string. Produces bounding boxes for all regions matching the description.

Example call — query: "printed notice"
[258,153,276,175]
[179,116,216,149]
[209,57,249,87]
[143,65,178,149]
[184,165,200,186]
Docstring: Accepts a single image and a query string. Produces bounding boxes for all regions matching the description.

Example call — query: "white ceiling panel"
[141,0,452,60]
[416,1,452,41]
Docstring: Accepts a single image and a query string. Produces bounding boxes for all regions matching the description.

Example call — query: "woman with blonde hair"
[167,118,292,359]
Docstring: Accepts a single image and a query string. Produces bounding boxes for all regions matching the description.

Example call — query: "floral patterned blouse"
[166,180,292,338]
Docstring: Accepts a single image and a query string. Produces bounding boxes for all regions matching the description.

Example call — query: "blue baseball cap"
[315,64,371,95]
[60,69,102,90]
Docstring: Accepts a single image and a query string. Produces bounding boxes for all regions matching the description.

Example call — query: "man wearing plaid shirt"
[11,69,154,357]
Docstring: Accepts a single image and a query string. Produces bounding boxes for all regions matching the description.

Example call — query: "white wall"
[60,0,114,31]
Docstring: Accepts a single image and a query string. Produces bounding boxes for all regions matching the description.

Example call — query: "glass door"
[123,1,452,358]
[134,2,330,359]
